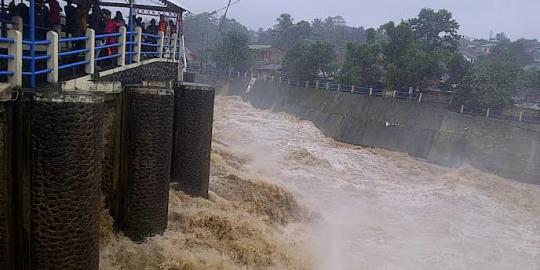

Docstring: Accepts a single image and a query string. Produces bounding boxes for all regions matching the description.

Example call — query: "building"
[249,45,285,65]
[249,45,285,78]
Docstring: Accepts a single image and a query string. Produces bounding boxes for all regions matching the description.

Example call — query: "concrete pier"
[120,86,174,242]
[20,92,104,270]
[172,83,215,198]
[0,99,14,270]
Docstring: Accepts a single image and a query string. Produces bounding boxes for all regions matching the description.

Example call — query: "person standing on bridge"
[159,14,167,34]
[64,0,75,46]
[103,9,119,64]
[47,0,62,34]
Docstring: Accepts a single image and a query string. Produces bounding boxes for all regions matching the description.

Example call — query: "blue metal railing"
[3,23,182,88]
[0,33,16,79]
[22,39,52,85]
[60,36,88,43]
[141,32,160,39]
[58,35,90,71]
[95,33,123,63]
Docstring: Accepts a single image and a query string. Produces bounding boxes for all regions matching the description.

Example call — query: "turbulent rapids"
[100,95,540,270]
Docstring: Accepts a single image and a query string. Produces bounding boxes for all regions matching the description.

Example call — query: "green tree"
[447,53,472,86]
[283,41,336,81]
[211,32,253,72]
[381,21,442,89]
[282,42,316,81]
[366,28,377,44]
[310,41,336,77]
[460,58,519,108]
[410,8,460,52]
[339,42,383,85]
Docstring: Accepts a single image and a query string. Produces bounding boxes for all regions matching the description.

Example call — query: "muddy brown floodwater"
[100,95,540,270]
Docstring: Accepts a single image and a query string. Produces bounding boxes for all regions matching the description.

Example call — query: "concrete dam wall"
[226,78,540,184]
[0,60,215,269]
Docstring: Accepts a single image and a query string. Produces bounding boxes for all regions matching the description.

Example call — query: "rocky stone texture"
[99,62,178,84]
[172,83,215,198]
[122,87,174,242]
[0,102,13,270]
[28,93,104,270]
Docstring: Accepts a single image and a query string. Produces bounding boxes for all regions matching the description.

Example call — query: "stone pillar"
[0,101,14,270]
[172,82,215,198]
[121,86,174,242]
[21,92,104,270]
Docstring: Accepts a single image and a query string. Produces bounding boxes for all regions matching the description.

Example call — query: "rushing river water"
[101,95,540,270]
[211,95,540,270]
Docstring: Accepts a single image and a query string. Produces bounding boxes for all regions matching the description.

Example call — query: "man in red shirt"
[158,14,167,33]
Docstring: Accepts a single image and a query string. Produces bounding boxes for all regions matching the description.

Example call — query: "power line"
[212,0,233,44]
[210,0,242,15]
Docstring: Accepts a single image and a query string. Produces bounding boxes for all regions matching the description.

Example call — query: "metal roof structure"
[100,0,187,18]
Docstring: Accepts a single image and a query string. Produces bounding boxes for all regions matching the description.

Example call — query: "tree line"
[192,9,540,109]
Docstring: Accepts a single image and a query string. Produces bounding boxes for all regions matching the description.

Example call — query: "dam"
[0,4,539,268]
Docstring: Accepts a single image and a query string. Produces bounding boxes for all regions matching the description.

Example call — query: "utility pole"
[200,32,204,71]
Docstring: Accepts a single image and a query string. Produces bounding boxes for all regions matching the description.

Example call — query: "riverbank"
[222,78,540,184]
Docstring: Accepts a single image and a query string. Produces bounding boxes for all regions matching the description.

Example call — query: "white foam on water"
[212,95,540,270]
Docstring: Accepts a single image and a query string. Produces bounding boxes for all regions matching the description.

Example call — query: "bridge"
[0,0,187,91]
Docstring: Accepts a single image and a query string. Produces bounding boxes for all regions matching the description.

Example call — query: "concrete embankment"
[225,78,540,184]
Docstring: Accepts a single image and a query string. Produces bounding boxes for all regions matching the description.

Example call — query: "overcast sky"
[178,0,540,40]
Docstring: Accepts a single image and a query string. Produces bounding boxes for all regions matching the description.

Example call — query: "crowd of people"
[2,0,178,61]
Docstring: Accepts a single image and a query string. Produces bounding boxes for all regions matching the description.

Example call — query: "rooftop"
[249,45,273,50]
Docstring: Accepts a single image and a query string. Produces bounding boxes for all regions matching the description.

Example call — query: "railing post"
[486,108,490,118]
[449,95,453,105]
[392,90,396,98]
[133,26,142,63]
[117,26,126,66]
[158,31,165,58]
[519,112,523,122]
[418,92,423,102]
[316,81,319,89]
[460,104,464,114]
[351,85,355,93]
[85,28,95,74]
[46,31,58,83]
[7,30,21,87]
[228,70,232,78]
[369,87,373,96]
[12,16,23,32]
[237,71,240,78]
[171,33,178,61]
[337,84,341,92]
